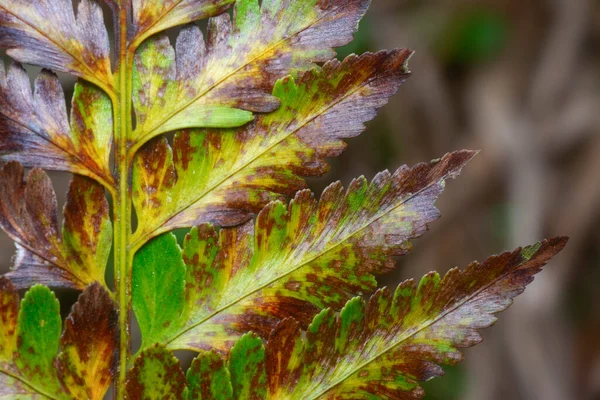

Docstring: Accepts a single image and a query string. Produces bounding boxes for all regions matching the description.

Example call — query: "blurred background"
[2,0,600,399]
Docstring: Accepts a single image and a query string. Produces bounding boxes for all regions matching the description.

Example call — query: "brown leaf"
[261,238,569,399]
[0,0,114,91]
[57,283,119,400]
[0,64,114,188]
[0,163,112,290]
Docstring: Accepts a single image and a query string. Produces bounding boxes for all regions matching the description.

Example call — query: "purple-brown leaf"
[0,163,112,290]
[0,0,113,90]
[0,64,114,187]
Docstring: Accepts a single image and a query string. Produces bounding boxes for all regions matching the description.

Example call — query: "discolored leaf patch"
[125,344,186,400]
[0,164,112,290]
[0,280,52,398]
[132,0,235,46]
[131,0,372,147]
[186,350,234,400]
[15,285,65,398]
[0,278,18,362]
[57,283,119,400]
[132,50,412,247]
[0,64,114,187]
[185,238,567,399]
[229,333,267,399]
[0,0,113,91]
[133,151,475,354]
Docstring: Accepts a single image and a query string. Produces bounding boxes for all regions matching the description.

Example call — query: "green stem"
[114,2,132,398]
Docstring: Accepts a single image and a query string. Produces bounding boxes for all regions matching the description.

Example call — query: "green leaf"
[0,0,114,90]
[132,50,412,247]
[132,0,235,46]
[56,283,119,400]
[132,233,186,348]
[131,0,371,148]
[125,344,186,400]
[0,164,112,290]
[229,333,267,400]
[0,278,40,399]
[15,285,65,398]
[186,238,567,399]
[135,151,474,353]
[186,351,234,400]
[0,65,114,187]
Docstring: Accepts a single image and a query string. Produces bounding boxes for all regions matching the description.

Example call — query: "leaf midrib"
[165,163,457,348]
[308,256,527,400]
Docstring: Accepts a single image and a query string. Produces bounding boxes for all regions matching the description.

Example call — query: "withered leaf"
[0,0,113,91]
[0,64,114,188]
[57,283,119,400]
[0,163,112,290]
[132,151,475,353]
[132,50,412,248]
[131,0,371,147]
[185,238,567,399]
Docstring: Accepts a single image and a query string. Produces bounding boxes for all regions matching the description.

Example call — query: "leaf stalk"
[113,1,134,397]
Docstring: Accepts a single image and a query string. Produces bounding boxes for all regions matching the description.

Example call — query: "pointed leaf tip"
[133,50,416,245]
[220,237,567,399]
[148,151,474,354]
